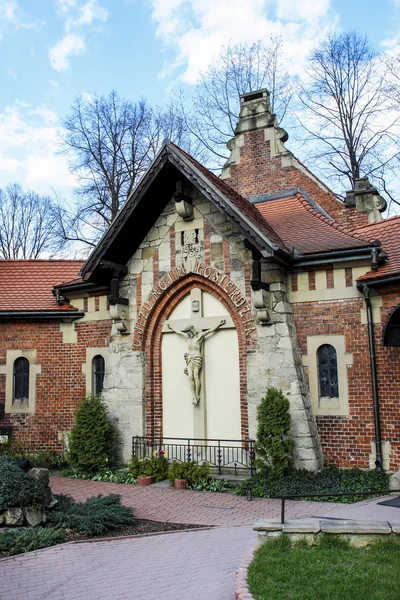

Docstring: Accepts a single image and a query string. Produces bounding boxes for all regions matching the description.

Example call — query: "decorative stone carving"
[345,177,387,223]
[252,288,271,325]
[167,319,226,405]
[181,230,201,271]
[109,303,129,334]
[175,199,193,220]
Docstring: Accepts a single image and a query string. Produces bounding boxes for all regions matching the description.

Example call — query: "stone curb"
[235,546,256,600]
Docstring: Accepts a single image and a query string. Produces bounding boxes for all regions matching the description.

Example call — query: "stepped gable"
[254,190,375,255]
[0,260,84,311]
[355,216,400,281]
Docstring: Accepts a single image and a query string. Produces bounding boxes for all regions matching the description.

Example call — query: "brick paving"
[1,477,399,600]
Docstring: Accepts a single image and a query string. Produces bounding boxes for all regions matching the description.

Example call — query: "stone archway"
[136,269,255,440]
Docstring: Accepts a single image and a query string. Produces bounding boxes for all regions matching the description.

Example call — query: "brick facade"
[0,318,111,451]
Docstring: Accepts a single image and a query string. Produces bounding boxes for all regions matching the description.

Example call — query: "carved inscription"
[132,262,256,348]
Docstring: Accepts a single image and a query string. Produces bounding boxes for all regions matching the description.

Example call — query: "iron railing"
[132,436,256,476]
[274,488,400,524]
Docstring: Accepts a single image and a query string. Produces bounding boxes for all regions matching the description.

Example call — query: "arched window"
[317,344,339,398]
[92,355,105,395]
[13,357,29,401]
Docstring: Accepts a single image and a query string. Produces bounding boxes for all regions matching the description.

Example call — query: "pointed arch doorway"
[161,288,241,441]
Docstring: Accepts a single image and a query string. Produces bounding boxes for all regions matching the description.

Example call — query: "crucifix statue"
[167,319,226,404]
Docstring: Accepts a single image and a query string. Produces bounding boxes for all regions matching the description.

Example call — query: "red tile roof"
[0,260,84,312]
[355,216,400,281]
[255,193,374,254]
[170,144,290,252]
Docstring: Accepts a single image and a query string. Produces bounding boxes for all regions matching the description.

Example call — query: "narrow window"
[14,357,29,401]
[317,344,339,398]
[92,355,105,395]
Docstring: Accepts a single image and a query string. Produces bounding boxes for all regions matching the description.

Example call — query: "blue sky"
[1,0,399,198]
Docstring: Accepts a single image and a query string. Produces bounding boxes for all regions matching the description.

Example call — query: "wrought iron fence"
[132,436,255,476]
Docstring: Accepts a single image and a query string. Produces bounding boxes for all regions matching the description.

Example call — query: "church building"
[1,89,400,472]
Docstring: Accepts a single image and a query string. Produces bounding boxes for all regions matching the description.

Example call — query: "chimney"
[345,177,387,224]
[220,89,293,196]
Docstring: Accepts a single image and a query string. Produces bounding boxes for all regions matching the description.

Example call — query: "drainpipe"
[361,284,383,471]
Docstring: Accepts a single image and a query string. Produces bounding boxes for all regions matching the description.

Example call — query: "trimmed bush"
[255,387,295,479]
[68,394,117,473]
[0,457,47,511]
[46,493,135,535]
[128,456,169,482]
[0,528,65,558]
[235,466,390,502]
[168,461,210,486]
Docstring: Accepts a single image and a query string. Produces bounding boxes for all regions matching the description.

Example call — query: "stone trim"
[302,335,353,416]
[82,347,109,395]
[139,274,254,440]
[0,349,41,414]
[254,518,399,548]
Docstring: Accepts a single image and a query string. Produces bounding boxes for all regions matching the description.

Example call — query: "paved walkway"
[0,477,399,600]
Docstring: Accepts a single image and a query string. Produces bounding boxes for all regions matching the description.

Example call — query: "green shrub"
[0,528,65,558]
[61,467,137,484]
[128,456,169,482]
[46,493,135,535]
[190,478,232,492]
[235,466,390,502]
[0,443,67,469]
[68,394,117,473]
[168,461,210,486]
[0,457,47,511]
[255,387,295,479]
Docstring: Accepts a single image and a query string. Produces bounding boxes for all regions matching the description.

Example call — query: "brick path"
[1,477,399,600]
[48,476,344,525]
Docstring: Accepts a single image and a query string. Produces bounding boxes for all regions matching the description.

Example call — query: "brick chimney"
[220,89,370,228]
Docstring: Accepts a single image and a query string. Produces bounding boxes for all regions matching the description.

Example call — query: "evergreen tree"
[68,394,117,473]
[255,388,295,479]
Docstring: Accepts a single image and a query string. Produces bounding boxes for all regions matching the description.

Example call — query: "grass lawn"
[248,535,400,600]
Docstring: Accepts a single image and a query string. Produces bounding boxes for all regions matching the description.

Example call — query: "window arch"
[13,357,29,401]
[317,344,339,398]
[92,355,105,395]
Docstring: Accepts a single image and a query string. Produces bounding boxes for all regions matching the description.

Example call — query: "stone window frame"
[0,350,41,414]
[302,335,353,416]
[82,348,108,395]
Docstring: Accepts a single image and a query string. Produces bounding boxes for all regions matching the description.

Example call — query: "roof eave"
[0,310,84,321]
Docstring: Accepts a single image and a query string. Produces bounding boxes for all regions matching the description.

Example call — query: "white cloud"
[149,0,337,84]
[49,0,109,71]
[0,103,77,196]
[0,0,40,39]
[7,68,17,80]
[49,32,86,71]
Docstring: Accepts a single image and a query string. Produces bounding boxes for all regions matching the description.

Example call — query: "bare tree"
[0,184,65,259]
[60,90,204,246]
[299,30,400,201]
[179,37,296,165]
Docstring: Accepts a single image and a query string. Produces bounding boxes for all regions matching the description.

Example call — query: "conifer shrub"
[0,528,65,558]
[46,493,135,535]
[128,456,169,482]
[68,394,117,474]
[0,457,47,511]
[255,387,295,479]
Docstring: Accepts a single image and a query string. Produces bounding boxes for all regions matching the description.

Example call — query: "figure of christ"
[167,319,226,405]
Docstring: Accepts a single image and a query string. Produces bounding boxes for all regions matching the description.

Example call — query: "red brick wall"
[293,285,400,470]
[0,318,111,452]
[224,130,368,229]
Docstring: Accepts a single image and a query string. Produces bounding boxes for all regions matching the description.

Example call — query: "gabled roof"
[80,143,292,280]
[254,191,375,255]
[0,260,84,312]
[355,216,400,283]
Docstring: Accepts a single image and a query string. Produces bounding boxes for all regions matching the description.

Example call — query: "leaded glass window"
[14,357,29,401]
[317,344,339,398]
[92,355,105,395]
